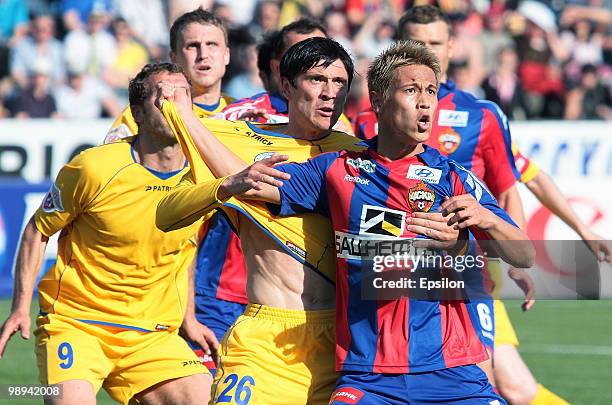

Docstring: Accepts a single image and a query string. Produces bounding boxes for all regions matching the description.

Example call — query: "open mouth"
[417,114,431,132]
[196,65,211,72]
[317,106,334,117]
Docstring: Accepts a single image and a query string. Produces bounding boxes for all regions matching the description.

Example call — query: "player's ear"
[279,77,293,100]
[370,91,382,114]
[224,46,230,66]
[169,49,176,63]
[270,59,280,81]
[132,104,144,127]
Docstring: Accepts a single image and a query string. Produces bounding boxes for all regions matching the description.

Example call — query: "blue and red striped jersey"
[195,212,248,304]
[354,81,520,199]
[272,145,517,373]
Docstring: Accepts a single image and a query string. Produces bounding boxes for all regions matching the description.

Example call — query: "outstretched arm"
[0,218,48,358]
[526,170,610,263]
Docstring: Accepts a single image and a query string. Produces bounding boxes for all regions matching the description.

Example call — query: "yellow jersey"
[158,102,366,283]
[34,139,220,332]
[104,95,235,144]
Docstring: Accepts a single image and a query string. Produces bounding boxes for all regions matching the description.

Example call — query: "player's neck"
[191,83,221,106]
[282,117,331,141]
[132,135,185,173]
[376,132,424,161]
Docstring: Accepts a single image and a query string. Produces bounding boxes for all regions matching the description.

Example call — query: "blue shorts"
[329,365,506,405]
[187,294,246,375]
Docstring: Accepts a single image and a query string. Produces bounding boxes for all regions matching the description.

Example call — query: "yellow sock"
[531,384,570,405]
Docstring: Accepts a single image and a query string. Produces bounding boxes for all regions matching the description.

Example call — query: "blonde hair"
[368,40,441,103]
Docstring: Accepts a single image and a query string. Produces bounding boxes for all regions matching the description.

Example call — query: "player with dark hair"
[155,37,366,404]
[219,18,353,133]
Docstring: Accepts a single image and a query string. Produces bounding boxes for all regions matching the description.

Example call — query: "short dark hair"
[258,30,281,82]
[276,18,328,57]
[169,8,227,52]
[398,5,451,39]
[280,37,354,89]
[129,62,189,109]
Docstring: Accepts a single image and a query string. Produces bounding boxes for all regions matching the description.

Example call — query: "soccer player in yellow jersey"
[156,38,457,405]
[105,8,234,143]
[0,63,226,405]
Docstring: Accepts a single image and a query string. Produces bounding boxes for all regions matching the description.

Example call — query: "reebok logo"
[344,174,370,185]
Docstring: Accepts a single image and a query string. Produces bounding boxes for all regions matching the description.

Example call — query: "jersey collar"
[193,98,221,112]
[439,80,456,99]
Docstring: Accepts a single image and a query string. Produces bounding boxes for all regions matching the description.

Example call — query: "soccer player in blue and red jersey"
[236,40,534,404]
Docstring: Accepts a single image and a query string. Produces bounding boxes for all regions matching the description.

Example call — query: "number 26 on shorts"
[216,374,255,405]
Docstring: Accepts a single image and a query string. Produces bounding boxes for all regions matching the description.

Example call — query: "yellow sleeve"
[34,153,101,237]
[104,106,138,144]
[512,143,540,184]
[161,101,218,183]
[156,170,228,232]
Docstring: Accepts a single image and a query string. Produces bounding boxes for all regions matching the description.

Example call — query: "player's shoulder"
[69,138,134,178]
[224,91,269,108]
[323,130,367,151]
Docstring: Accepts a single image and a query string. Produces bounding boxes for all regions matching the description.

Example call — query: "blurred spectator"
[54,63,120,118]
[64,8,117,79]
[560,19,604,84]
[6,59,57,118]
[0,0,28,78]
[278,0,330,26]
[344,0,406,30]
[451,61,485,98]
[10,14,65,89]
[324,10,354,55]
[102,17,149,106]
[114,0,168,60]
[482,47,528,119]
[224,42,264,99]
[514,1,569,118]
[248,0,280,40]
[450,13,486,93]
[218,0,257,26]
[352,12,395,59]
[168,0,213,28]
[61,0,114,32]
[344,55,371,121]
[565,64,612,120]
[479,5,514,75]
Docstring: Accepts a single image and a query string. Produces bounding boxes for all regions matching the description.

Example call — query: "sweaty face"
[375,64,438,144]
[171,23,229,95]
[401,21,452,79]
[138,71,191,141]
[282,59,349,137]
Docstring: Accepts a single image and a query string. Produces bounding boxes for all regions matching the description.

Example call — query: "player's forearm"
[485,218,535,268]
[177,105,249,177]
[526,171,588,237]
[11,218,48,312]
[497,185,526,229]
[156,177,227,232]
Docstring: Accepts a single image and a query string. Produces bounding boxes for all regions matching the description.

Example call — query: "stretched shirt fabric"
[104,95,235,144]
[217,91,355,134]
[271,144,518,373]
[35,139,214,332]
[355,81,520,198]
[158,101,365,284]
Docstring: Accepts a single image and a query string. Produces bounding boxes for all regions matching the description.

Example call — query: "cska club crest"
[408,182,436,212]
[438,128,461,154]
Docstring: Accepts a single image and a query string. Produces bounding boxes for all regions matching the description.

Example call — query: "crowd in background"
[0,0,610,121]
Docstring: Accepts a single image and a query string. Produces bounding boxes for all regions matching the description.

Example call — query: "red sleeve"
[480,109,517,198]
[451,172,490,242]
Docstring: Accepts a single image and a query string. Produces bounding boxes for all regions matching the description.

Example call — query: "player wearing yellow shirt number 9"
[0,63,211,405]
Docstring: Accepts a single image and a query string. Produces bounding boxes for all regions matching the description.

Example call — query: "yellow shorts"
[212,304,337,405]
[494,300,519,347]
[35,314,209,404]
